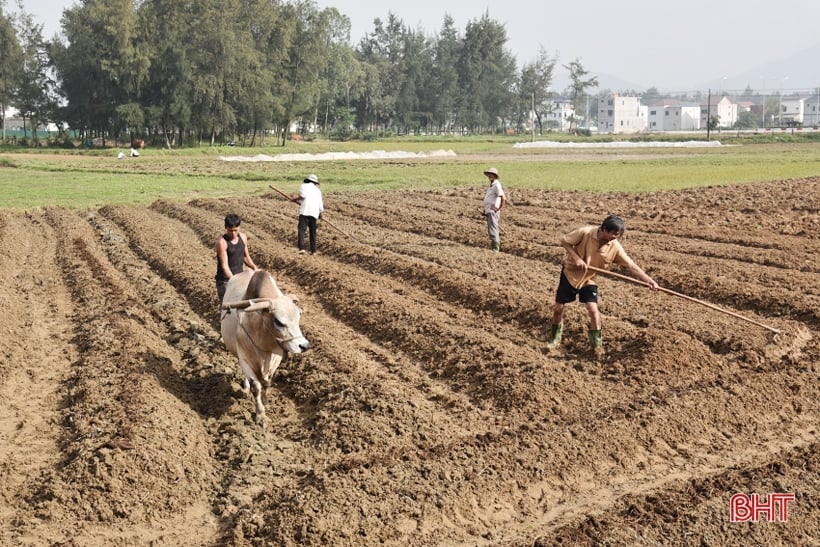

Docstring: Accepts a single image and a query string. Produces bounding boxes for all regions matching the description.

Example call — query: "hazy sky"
[16,0,820,91]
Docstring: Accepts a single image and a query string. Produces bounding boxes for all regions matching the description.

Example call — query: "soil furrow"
[1,178,818,546]
[0,211,76,545]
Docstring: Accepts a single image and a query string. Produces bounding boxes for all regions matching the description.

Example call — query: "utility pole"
[531,92,535,142]
[816,87,819,128]
[706,88,711,141]
[779,76,789,128]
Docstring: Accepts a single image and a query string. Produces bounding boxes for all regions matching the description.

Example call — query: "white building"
[2,110,25,131]
[802,95,820,127]
[541,97,575,132]
[597,94,646,134]
[700,96,737,129]
[647,99,701,131]
[780,95,806,126]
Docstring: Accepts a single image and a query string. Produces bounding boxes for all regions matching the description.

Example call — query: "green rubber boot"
[546,323,563,350]
[588,329,604,359]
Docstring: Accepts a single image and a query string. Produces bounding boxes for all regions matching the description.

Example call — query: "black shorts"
[555,269,598,304]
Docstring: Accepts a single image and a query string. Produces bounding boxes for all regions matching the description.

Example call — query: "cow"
[220,269,310,426]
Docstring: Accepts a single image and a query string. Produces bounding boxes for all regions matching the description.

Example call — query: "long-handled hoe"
[269,184,363,243]
[587,265,781,335]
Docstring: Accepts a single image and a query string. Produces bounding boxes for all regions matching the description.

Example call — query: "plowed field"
[1,178,818,546]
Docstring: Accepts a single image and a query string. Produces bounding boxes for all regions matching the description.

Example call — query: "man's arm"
[561,240,587,270]
[216,238,233,278]
[627,263,659,290]
[560,229,588,269]
[240,234,258,270]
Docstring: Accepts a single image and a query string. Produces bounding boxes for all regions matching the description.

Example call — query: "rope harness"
[224,306,302,353]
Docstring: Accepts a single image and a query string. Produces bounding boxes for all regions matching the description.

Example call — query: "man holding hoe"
[545,215,658,357]
[294,174,324,255]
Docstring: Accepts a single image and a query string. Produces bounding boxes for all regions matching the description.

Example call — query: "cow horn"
[222,298,274,310]
[244,300,274,312]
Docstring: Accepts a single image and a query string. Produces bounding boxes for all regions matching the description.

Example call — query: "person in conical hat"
[294,174,324,255]
[482,167,506,252]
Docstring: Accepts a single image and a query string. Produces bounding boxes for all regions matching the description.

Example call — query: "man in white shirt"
[482,167,506,252]
[295,174,324,255]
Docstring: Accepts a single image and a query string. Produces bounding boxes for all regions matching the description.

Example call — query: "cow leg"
[259,384,268,416]
[248,378,268,427]
[237,353,268,427]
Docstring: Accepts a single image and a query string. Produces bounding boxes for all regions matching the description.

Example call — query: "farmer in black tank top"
[215,213,258,303]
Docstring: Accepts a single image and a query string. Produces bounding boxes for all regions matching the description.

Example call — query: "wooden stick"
[321,216,363,243]
[587,265,781,334]
[222,298,269,310]
[268,184,299,203]
[269,184,363,243]
[478,207,506,234]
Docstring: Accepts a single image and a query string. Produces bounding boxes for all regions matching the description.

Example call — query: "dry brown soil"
[0,179,818,546]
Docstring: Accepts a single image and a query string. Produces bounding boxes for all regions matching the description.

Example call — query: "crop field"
[0,149,818,545]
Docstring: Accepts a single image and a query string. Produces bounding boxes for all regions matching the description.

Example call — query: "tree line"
[0,0,601,147]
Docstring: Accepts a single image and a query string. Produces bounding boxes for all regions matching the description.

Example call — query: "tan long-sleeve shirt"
[561,225,635,288]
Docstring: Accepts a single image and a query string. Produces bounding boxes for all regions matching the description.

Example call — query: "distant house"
[2,116,25,131]
[2,107,24,131]
[802,95,820,127]
[735,100,752,111]
[700,96,737,129]
[781,95,806,126]
[733,99,765,128]
[2,106,58,133]
[543,97,575,132]
[734,100,768,128]
[646,99,701,131]
[597,94,646,134]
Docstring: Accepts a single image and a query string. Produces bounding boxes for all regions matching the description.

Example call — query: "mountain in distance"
[552,42,820,96]
[550,71,646,96]
[591,72,647,94]
[653,43,820,95]
[723,42,820,94]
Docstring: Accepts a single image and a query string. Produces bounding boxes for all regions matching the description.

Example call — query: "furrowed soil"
[0,178,818,546]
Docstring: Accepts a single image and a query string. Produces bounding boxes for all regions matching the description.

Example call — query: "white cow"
[221,269,310,426]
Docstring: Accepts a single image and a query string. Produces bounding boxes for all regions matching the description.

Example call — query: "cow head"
[223,270,311,354]
[243,296,310,354]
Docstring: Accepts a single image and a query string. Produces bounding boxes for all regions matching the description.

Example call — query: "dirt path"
[0,179,818,546]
